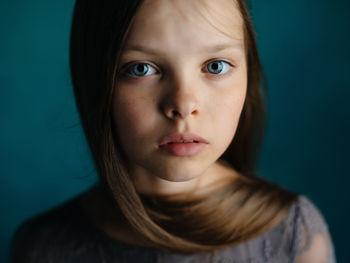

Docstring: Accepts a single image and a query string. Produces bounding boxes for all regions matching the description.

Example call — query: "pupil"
[211,63,219,70]
[208,61,222,74]
[137,64,145,73]
[131,63,148,76]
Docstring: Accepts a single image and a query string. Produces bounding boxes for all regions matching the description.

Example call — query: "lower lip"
[159,142,207,157]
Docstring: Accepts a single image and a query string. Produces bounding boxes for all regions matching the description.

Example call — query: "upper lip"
[159,132,208,145]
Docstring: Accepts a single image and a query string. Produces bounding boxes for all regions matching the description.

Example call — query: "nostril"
[172,110,181,117]
[163,103,199,120]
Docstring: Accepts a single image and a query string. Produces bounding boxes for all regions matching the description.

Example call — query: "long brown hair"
[70,0,297,253]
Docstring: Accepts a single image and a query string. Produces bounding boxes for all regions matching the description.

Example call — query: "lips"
[159,132,208,146]
[159,133,208,157]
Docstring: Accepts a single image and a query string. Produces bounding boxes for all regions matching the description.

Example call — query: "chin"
[157,173,198,182]
[153,163,206,182]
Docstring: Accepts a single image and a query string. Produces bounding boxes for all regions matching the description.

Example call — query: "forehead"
[123,0,245,55]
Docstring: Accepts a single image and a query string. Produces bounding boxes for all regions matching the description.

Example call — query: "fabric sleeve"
[292,196,336,263]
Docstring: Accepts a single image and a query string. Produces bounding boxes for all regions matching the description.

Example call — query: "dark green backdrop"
[1,0,349,262]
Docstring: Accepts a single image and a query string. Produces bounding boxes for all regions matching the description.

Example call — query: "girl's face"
[112,0,247,195]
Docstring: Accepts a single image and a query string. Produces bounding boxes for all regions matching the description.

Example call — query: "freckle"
[139,95,147,101]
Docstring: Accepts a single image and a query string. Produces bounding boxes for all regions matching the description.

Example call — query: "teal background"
[1,0,349,262]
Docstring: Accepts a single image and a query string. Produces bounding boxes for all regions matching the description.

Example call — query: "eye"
[205,60,231,75]
[126,63,157,77]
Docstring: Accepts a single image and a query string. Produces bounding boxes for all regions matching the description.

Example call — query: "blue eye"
[127,63,157,77]
[206,60,231,75]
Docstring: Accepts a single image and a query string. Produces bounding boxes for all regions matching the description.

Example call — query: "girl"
[11,0,336,262]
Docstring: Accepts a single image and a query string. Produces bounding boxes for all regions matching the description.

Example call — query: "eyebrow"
[123,42,244,55]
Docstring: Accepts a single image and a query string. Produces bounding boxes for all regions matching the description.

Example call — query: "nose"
[161,78,200,120]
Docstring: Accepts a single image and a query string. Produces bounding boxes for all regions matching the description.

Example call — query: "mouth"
[159,132,208,157]
[159,132,208,146]
[166,140,200,144]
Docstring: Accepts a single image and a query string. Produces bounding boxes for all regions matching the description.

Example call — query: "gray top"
[11,195,336,263]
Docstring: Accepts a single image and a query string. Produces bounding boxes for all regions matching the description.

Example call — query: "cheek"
[112,91,155,142]
[213,91,246,130]
[209,74,247,142]
[211,92,246,153]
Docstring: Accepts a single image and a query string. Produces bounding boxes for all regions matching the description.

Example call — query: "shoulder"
[284,195,336,263]
[10,194,97,263]
[287,195,329,236]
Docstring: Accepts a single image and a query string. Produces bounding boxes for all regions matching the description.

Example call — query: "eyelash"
[121,60,234,79]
